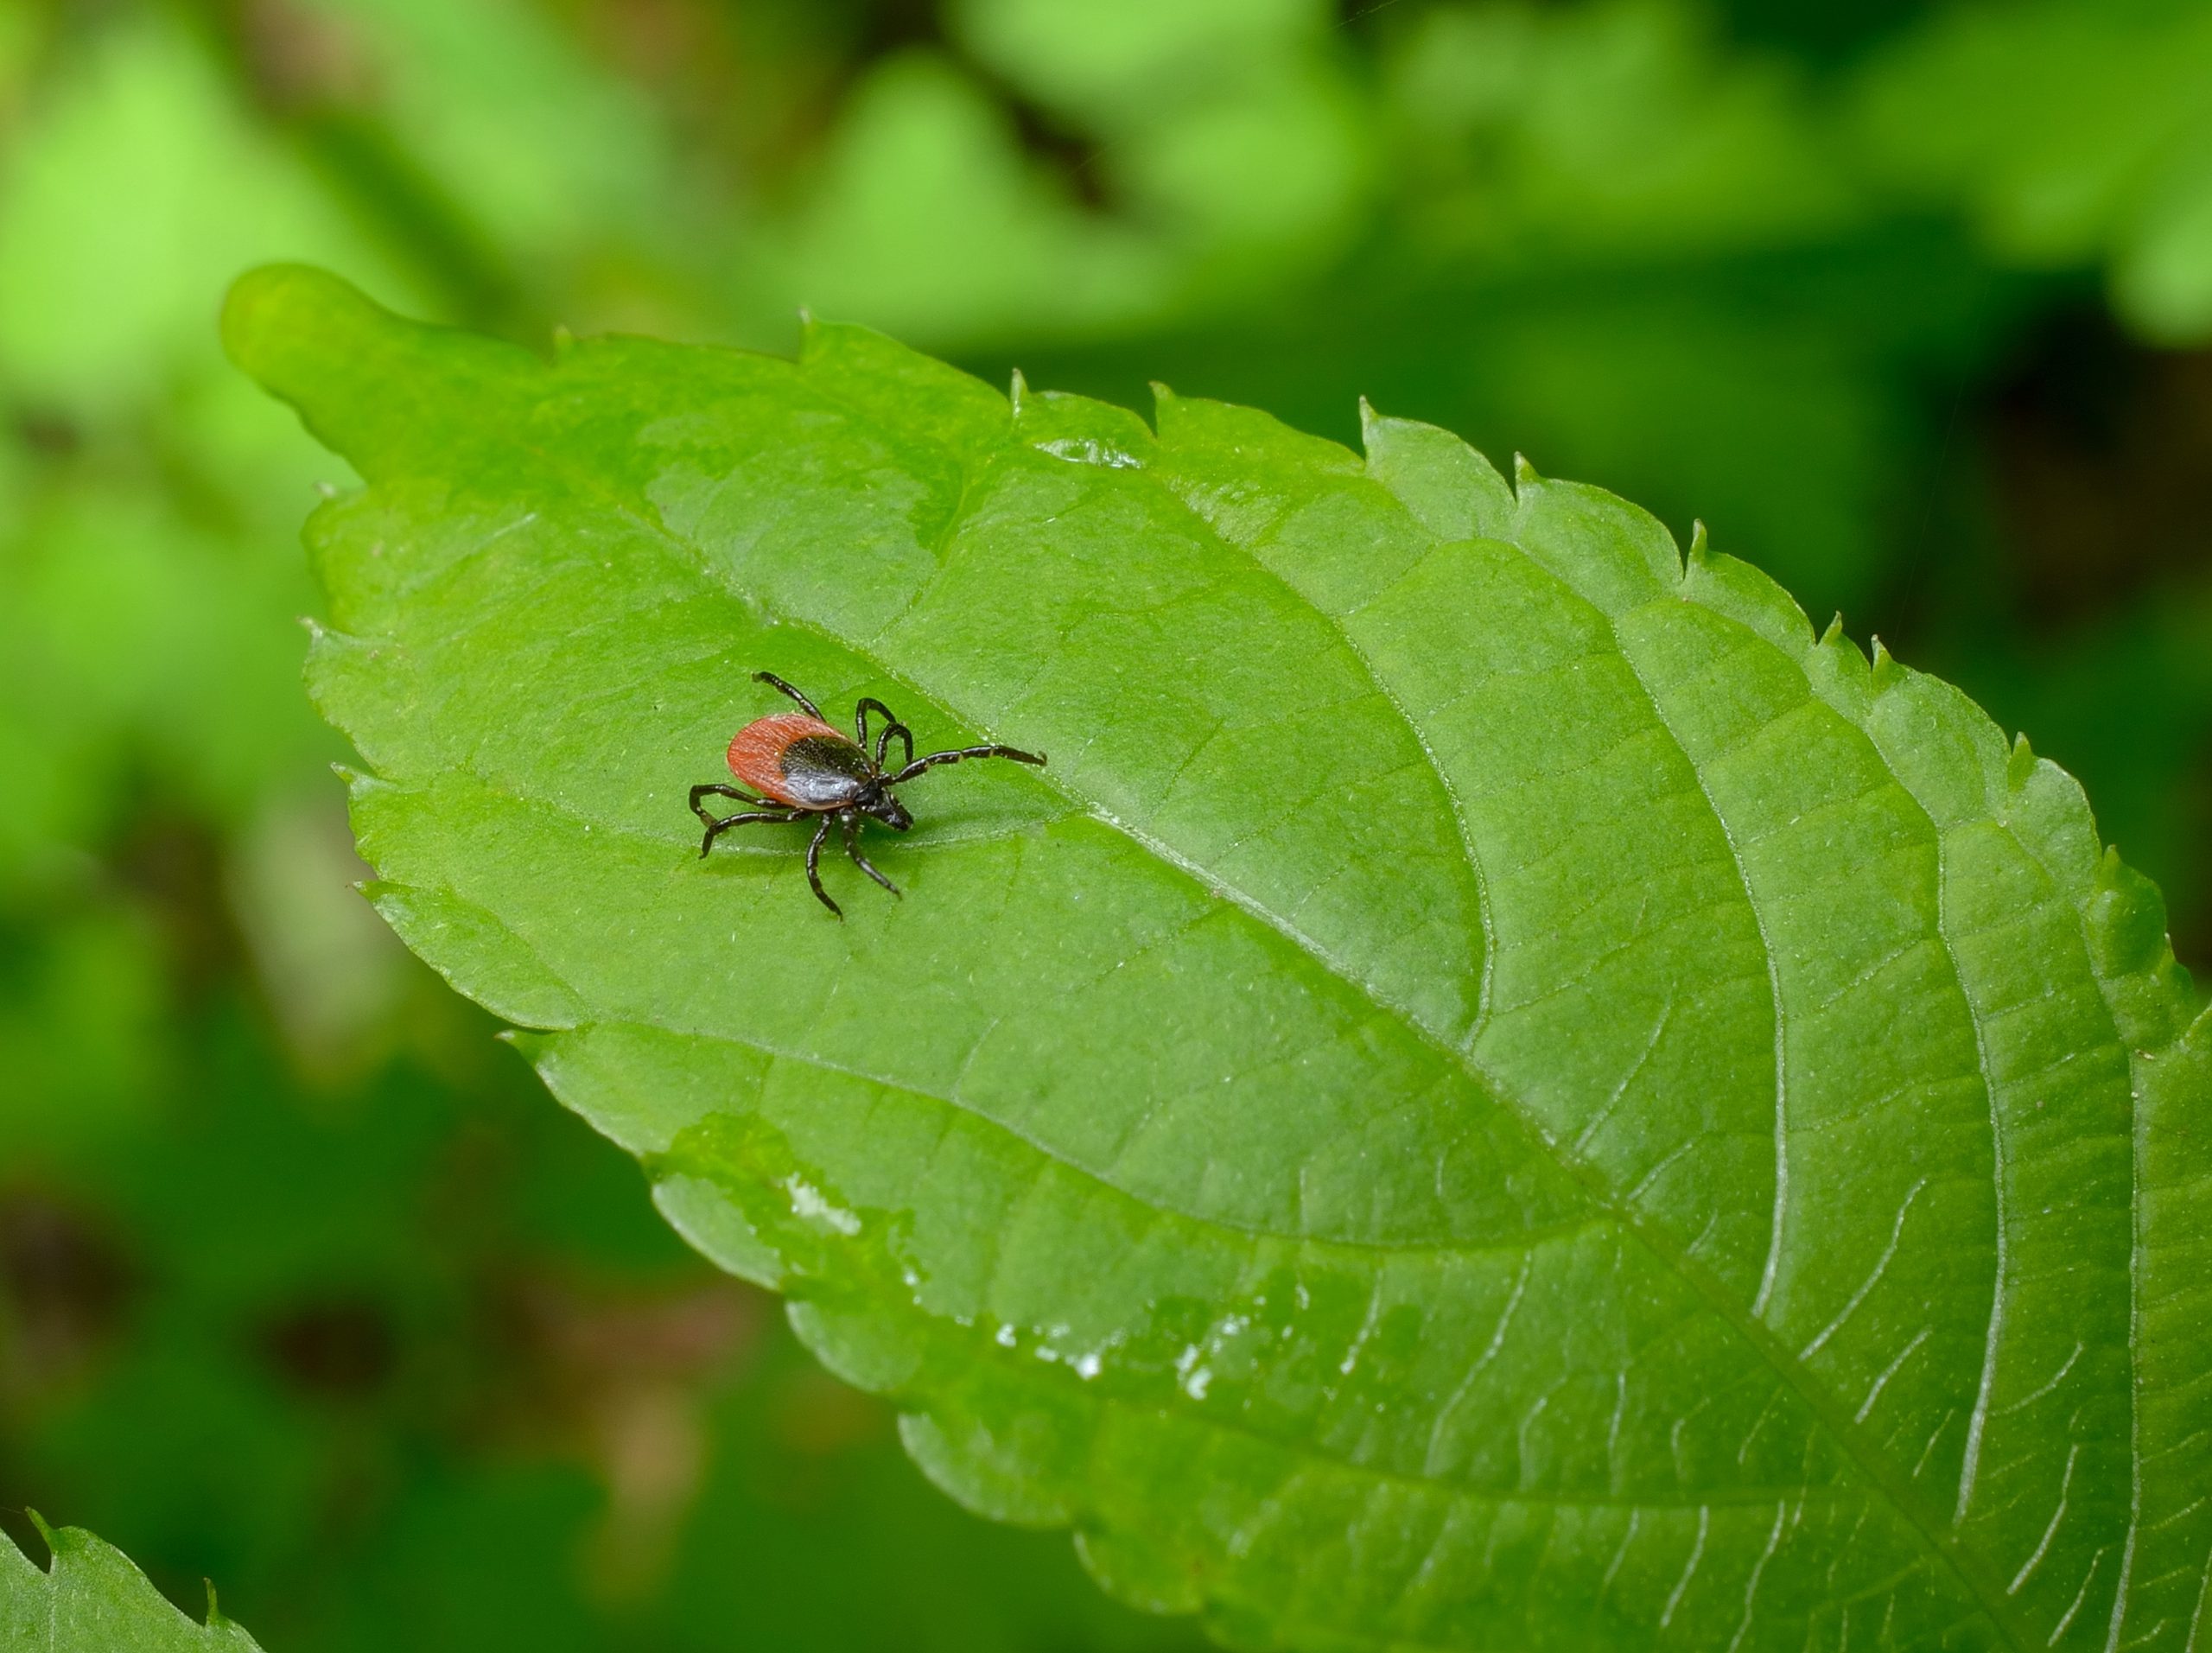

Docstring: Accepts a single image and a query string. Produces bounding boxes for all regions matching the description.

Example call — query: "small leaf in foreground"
[0,1517,264,1651]
[226,264,2212,1652]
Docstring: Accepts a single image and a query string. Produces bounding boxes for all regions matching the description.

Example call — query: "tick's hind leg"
[804,814,842,918]
[753,671,825,719]
[691,782,764,823]
[841,812,901,898]
[696,804,804,859]
[692,782,778,855]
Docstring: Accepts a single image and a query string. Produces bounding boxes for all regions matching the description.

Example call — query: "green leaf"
[0,1518,264,1651]
[227,264,2212,1652]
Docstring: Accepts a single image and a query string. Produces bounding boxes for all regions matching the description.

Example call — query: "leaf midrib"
[641,1039,1870,1529]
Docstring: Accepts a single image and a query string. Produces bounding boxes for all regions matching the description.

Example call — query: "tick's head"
[861,787,913,832]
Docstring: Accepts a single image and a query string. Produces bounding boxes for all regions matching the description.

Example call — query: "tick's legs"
[696,805,805,859]
[855,698,914,769]
[888,743,1046,785]
[804,814,842,918]
[691,782,765,822]
[841,811,901,898]
[691,782,774,854]
[753,671,824,720]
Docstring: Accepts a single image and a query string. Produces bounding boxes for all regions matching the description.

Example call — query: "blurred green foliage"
[2,0,2208,1645]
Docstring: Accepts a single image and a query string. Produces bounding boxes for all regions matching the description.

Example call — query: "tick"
[690,671,1046,918]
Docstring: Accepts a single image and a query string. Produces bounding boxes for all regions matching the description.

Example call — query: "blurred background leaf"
[1855,0,2212,344]
[2,0,2207,1646]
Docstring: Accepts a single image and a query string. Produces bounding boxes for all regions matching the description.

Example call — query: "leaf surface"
[226,265,2212,1652]
[0,1520,264,1651]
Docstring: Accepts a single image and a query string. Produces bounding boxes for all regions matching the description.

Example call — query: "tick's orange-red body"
[726,713,855,806]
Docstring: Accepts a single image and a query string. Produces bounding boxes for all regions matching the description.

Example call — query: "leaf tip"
[1819,610,1846,645]
[1148,379,1178,415]
[2006,731,2037,790]
[550,322,575,358]
[221,264,374,392]
[1513,451,1541,487]
[2088,844,2176,979]
[496,1027,557,1068]
[1687,518,1711,566]
[2184,996,2212,1054]
[1008,366,1029,418]
[1869,634,1901,690]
